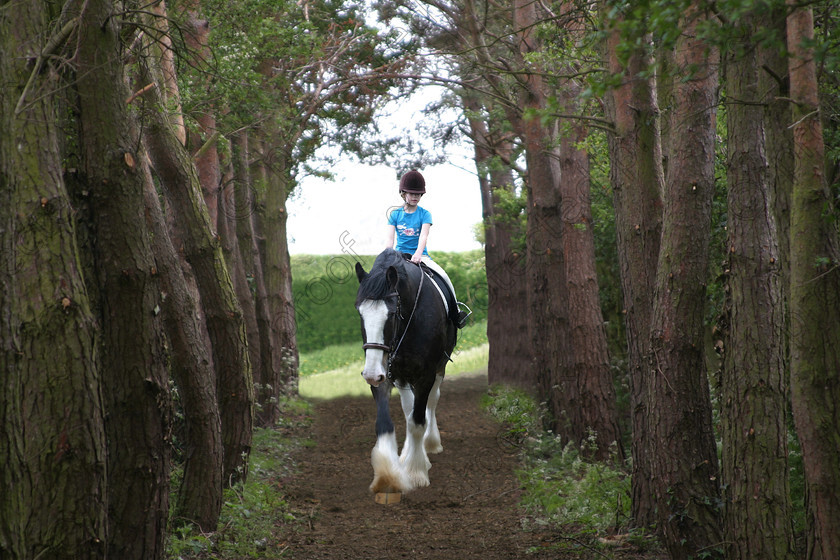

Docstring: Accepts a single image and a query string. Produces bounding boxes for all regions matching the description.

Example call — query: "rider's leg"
[420,256,470,328]
[420,257,456,299]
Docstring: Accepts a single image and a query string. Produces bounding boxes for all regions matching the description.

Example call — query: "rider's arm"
[412,223,431,263]
[386,224,395,250]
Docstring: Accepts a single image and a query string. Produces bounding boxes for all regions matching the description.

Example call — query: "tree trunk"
[262,151,300,393]
[149,0,186,145]
[183,8,220,226]
[513,0,575,445]
[761,10,793,301]
[0,6,107,559]
[786,5,840,559]
[219,144,267,422]
[557,85,623,462]
[141,58,254,486]
[602,12,664,526]
[721,10,795,558]
[463,95,531,390]
[75,1,172,556]
[234,133,284,424]
[647,9,723,558]
[142,164,224,532]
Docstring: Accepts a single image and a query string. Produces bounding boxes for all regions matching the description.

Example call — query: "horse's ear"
[386,266,399,291]
[355,262,367,283]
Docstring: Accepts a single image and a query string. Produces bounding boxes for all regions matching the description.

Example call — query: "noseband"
[362,264,426,377]
[362,342,391,352]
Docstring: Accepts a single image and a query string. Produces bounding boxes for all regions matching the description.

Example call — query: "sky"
[286,89,485,256]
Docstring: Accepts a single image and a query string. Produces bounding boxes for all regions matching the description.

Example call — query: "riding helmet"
[399,170,426,194]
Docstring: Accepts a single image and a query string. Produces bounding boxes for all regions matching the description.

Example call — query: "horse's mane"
[356,249,408,305]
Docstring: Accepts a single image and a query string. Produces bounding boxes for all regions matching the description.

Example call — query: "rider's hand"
[411,252,422,264]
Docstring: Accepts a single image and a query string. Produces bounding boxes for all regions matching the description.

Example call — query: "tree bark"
[556,79,623,462]
[721,9,795,558]
[602,13,664,526]
[512,0,574,446]
[219,144,267,422]
[234,133,284,424]
[761,10,793,301]
[462,95,532,390]
[141,57,254,485]
[0,6,107,558]
[183,8,220,226]
[75,1,172,556]
[786,5,840,559]
[262,150,300,393]
[149,0,186,145]
[142,164,224,532]
[647,8,723,558]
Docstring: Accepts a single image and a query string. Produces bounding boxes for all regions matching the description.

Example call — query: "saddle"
[399,253,470,328]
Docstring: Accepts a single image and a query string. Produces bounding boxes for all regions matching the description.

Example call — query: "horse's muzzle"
[362,370,386,386]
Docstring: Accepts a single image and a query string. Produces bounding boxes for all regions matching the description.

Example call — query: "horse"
[354,248,457,493]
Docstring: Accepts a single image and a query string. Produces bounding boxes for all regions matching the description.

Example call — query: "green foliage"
[290,253,367,354]
[168,0,414,180]
[167,399,312,559]
[482,386,638,539]
[291,251,487,353]
[488,185,527,253]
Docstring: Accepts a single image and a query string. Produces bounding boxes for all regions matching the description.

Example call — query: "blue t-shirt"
[388,207,432,256]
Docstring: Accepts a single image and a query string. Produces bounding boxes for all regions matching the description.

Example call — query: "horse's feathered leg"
[369,381,407,493]
[424,374,444,454]
[399,378,435,489]
[395,383,427,466]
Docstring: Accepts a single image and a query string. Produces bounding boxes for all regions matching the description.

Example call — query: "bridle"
[362,263,425,378]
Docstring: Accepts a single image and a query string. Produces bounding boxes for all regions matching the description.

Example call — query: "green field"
[299,341,489,399]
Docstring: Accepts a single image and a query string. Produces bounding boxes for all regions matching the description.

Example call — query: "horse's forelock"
[356,250,405,305]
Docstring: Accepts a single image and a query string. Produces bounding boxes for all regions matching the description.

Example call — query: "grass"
[299,342,489,399]
[167,398,312,559]
[298,320,488,400]
[481,385,661,555]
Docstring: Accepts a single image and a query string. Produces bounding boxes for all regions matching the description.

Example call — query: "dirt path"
[282,371,558,559]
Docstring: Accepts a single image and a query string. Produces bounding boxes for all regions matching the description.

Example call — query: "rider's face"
[402,191,423,208]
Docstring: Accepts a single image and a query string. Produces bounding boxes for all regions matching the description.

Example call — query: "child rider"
[386,170,469,329]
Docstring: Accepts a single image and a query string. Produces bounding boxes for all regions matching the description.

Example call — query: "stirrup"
[455,302,471,329]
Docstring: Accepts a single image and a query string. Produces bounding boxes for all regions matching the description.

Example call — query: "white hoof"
[425,440,443,454]
[370,433,408,493]
[406,469,430,489]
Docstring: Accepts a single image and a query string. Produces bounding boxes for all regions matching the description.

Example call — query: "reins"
[390,266,424,361]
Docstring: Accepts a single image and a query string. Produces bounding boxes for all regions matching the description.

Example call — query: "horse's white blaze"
[358,300,389,386]
[370,431,408,493]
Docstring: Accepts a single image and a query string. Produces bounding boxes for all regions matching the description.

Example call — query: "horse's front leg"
[369,381,407,493]
[423,374,444,454]
[396,378,434,489]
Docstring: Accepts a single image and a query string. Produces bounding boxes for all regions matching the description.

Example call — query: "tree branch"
[15,17,79,115]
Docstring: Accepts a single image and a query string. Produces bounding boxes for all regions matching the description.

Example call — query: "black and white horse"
[354,249,457,492]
